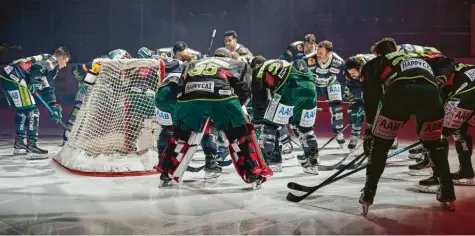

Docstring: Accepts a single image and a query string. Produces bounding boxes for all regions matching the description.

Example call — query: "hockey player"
[157,48,272,188]
[223,30,253,64]
[418,63,475,189]
[157,41,202,61]
[344,54,375,149]
[279,33,317,63]
[360,38,455,214]
[138,47,226,178]
[397,44,457,170]
[312,40,346,146]
[250,56,319,174]
[1,46,70,158]
[62,49,130,144]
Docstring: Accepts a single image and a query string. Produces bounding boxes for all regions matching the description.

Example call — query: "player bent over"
[344,54,375,149]
[360,38,455,214]
[138,46,225,179]
[418,63,475,189]
[1,47,70,158]
[157,48,272,188]
[251,56,319,174]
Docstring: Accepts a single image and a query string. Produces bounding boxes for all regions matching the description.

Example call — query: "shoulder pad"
[331,52,345,62]
[291,41,303,46]
[158,47,173,53]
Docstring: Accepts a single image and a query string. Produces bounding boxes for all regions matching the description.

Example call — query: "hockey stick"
[33,93,68,130]
[318,124,350,151]
[286,142,421,202]
[340,155,367,170]
[207,29,217,55]
[186,165,205,172]
[318,142,363,171]
[286,153,365,202]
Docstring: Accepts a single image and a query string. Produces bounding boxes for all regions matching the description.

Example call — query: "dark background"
[0,0,473,105]
[1,0,472,62]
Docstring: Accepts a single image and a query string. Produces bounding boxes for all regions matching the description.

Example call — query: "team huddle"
[2,29,475,214]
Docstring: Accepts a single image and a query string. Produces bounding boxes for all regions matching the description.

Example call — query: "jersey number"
[188,63,218,77]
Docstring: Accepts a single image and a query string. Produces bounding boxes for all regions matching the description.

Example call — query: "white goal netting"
[54,59,162,175]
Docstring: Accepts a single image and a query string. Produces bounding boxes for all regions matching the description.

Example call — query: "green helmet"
[108,49,131,59]
[137,47,153,58]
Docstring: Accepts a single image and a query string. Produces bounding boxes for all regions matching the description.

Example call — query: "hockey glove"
[49,104,63,123]
[28,78,45,93]
[363,127,374,157]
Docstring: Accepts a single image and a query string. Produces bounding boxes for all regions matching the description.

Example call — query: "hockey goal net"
[54,59,163,176]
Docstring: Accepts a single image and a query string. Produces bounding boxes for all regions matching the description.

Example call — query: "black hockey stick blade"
[286,153,365,202]
[286,142,421,202]
[318,143,363,171]
[218,160,233,167]
[186,165,205,172]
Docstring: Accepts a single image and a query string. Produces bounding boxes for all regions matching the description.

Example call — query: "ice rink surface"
[0,136,474,235]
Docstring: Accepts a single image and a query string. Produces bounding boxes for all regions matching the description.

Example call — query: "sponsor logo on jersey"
[329,67,340,74]
[278,66,288,79]
[315,68,329,74]
[218,89,232,95]
[400,59,434,75]
[464,69,475,82]
[3,65,13,75]
[184,81,215,94]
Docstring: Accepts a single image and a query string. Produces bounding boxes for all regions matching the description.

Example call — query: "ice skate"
[204,154,222,180]
[269,163,282,172]
[390,137,398,150]
[451,169,475,186]
[408,144,425,159]
[248,175,264,190]
[347,134,359,150]
[336,133,345,148]
[359,185,377,216]
[408,152,432,176]
[282,142,295,160]
[270,146,283,172]
[301,151,319,175]
[26,140,49,160]
[437,184,456,211]
[159,172,173,187]
[417,175,439,193]
[13,137,28,155]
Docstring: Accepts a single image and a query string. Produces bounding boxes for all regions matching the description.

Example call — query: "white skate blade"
[252,181,262,190]
[409,169,432,176]
[159,179,173,188]
[361,203,370,216]
[303,166,319,175]
[283,153,295,160]
[440,201,455,211]
[204,172,221,180]
[453,178,475,186]
[26,153,49,160]
[13,149,27,155]
[417,184,438,194]
[269,163,282,172]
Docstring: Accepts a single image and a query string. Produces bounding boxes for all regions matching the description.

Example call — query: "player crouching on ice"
[250,56,319,174]
[419,62,475,189]
[138,46,226,179]
[157,48,273,189]
[1,47,70,159]
[359,38,455,214]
